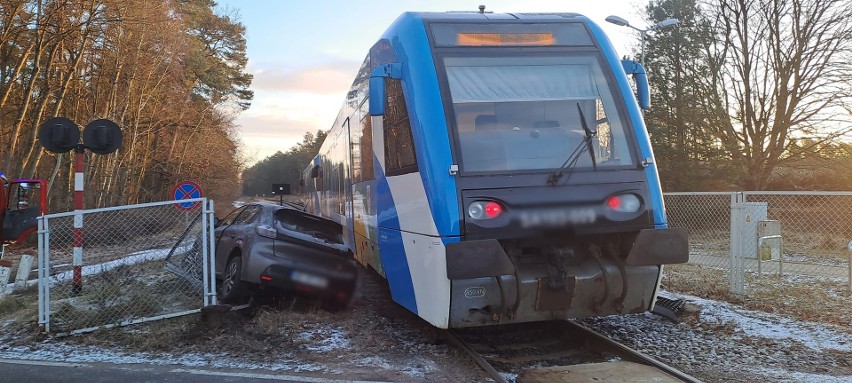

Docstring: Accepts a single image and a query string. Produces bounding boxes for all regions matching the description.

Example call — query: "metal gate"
[37,198,217,334]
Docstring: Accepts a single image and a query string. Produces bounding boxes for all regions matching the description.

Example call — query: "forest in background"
[0,0,252,212]
[244,0,852,194]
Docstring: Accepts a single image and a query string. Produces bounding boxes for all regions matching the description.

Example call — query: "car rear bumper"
[259,263,357,301]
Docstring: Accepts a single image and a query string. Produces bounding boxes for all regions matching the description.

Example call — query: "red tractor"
[1,176,47,246]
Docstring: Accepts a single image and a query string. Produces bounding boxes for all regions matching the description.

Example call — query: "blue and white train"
[301,11,688,329]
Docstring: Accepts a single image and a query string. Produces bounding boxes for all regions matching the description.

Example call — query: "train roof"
[413,11,590,23]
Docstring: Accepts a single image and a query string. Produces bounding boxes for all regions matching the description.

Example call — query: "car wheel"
[220,255,248,304]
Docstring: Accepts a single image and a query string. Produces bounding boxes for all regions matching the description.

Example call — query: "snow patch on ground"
[354,356,393,370]
[298,327,351,352]
[661,291,852,352]
[757,367,852,383]
[398,357,437,379]
[0,341,324,373]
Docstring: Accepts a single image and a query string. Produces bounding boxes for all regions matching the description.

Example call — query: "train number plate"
[518,207,597,228]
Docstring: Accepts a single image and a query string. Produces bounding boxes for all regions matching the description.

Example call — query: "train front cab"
[358,12,689,329]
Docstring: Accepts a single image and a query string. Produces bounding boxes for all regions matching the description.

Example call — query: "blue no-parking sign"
[172,181,203,210]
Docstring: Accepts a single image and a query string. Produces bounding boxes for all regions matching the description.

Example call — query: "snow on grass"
[354,356,394,370]
[298,327,351,352]
[4,245,192,295]
[398,358,437,379]
[352,355,436,378]
[660,290,852,352]
[0,341,325,373]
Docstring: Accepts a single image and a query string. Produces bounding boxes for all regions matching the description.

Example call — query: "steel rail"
[444,321,703,383]
[442,329,508,383]
[566,320,704,383]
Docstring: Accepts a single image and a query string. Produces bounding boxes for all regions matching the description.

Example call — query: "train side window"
[383,78,417,175]
[359,99,375,181]
[352,118,362,183]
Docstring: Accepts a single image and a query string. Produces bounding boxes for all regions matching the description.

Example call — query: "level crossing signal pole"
[271,184,289,206]
[39,117,122,294]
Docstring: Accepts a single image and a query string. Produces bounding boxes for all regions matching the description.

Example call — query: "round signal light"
[484,202,503,218]
[468,201,504,220]
[607,196,622,210]
[607,194,641,213]
[468,202,485,220]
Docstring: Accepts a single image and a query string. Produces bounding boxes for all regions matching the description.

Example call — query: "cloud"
[249,60,361,94]
[232,112,327,164]
[234,113,320,139]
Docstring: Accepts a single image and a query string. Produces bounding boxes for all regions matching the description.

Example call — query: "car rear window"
[274,209,344,244]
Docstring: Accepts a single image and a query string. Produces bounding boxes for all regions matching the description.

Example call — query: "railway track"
[443,320,703,383]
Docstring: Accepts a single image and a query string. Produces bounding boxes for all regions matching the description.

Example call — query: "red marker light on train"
[607,194,641,213]
[484,202,502,218]
[468,201,504,220]
[607,196,622,209]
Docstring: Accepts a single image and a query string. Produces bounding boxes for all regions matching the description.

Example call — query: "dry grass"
[663,263,852,331]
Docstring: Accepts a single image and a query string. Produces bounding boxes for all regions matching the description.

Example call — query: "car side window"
[234,205,262,225]
[220,206,246,226]
[274,209,344,244]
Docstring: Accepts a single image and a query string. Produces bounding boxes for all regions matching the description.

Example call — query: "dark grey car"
[214,202,357,308]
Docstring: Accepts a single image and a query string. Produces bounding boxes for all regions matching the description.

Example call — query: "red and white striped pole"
[72,145,84,294]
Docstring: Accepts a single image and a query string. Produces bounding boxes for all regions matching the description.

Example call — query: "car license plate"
[291,270,328,288]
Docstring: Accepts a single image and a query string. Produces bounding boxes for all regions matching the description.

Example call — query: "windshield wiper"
[547,103,598,185]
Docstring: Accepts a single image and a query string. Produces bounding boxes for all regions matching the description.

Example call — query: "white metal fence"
[37,198,217,334]
[666,192,852,295]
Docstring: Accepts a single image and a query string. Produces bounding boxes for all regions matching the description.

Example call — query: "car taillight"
[606,194,641,213]
[468,201,504,220]
[256,225,276,239]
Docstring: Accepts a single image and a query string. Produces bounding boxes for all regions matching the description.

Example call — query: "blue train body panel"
[302,11,688,329]
[585,20,668,228]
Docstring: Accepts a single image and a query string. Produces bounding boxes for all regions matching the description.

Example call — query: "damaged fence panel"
[37,198,216,334]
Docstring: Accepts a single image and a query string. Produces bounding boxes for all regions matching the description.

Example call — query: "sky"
[215,0,650,165]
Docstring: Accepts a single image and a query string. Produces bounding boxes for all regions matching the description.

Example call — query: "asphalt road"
[0,358,390,383]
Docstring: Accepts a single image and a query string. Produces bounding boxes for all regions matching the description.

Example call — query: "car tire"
[220,255,248,304]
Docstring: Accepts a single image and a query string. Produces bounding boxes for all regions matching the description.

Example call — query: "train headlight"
[606,194,641,213]
[468,201,503,220]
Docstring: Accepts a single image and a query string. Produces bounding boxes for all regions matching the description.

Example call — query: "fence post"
[0,260,11,299]
[730,203,745,298]
[848,241,852,294]
[205,199,218,306]
[37,215,50,332]
[14,254,33,290]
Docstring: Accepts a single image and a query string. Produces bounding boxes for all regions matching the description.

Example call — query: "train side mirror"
[369,63,402,116]
[369,77,386,116]
[621,60,650,110]
[310,165,320,179]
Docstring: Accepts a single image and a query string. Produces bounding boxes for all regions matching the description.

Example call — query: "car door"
[221,204,263,258]
[214,206,246,274]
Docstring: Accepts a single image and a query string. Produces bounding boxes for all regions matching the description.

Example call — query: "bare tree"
[706,0,852,189]
[0,0,252,211]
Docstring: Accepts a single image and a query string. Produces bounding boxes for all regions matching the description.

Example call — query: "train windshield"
[444,55,635,173]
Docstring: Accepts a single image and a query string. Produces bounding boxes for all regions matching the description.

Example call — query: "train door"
[371,76,421,313]
[340,118,355,253]
[352,99,380,274]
